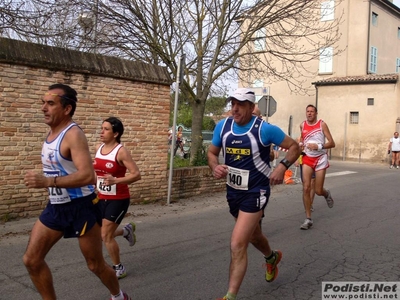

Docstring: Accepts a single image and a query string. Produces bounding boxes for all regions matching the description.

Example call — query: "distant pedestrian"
[168,128,173,145]
[94,117,141,279]
[208,88,301,300]
[173,126,185,156]
[299,104,335,230]
[388,132,400,169]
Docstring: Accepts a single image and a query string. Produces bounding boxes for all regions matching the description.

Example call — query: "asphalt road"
[1,160,399,300]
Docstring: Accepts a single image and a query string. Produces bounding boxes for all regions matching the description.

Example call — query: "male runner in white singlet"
[23,84,131,300]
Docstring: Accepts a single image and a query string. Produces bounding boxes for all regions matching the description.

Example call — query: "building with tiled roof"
[239,0,400,163]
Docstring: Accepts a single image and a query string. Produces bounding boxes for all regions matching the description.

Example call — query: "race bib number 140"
[226,166,249,190]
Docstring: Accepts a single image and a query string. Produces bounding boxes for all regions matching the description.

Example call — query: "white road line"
[326,171,357,178]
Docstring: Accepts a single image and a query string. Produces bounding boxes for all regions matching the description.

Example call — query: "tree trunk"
[190,99,206,164]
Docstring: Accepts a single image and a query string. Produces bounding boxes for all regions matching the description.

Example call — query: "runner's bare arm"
[114,147,141,185]
[207,144,228,179]
[321,122,335,149]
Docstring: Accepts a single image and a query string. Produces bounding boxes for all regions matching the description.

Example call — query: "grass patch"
[167,143,209,168]
[167,153,191,168]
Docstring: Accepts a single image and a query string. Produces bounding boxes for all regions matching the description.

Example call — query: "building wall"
[317,81,399,162]
[369,1,400,73]
[324,0,400,76]
[339,0,370,75]
[0,38,225,220]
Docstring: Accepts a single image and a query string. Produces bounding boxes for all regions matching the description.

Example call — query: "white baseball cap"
[227,88,255,103]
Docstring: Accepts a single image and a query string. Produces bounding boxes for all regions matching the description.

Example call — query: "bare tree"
[0,0,98,50]
[1,0,344,163]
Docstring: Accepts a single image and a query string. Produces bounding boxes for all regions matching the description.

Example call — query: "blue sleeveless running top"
[213,116,285,194]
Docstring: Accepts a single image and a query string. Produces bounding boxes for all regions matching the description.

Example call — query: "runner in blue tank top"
[208,88,301,300]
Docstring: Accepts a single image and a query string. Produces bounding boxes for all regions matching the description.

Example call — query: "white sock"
[122,227,128,237]
[111,290,124,300]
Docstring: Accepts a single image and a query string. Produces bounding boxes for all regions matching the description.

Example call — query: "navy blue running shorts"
[98,198,130,224]
[227,189,270,219]
[39,193,101,238]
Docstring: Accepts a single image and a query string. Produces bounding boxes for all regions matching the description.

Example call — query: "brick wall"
[0,38,225,220]
[169,166,226,201]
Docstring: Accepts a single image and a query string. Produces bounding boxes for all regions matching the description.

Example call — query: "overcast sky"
[394,0,400,7]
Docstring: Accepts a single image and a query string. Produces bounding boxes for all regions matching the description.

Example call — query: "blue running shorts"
[39,193,101,238]
[227,189,270,219]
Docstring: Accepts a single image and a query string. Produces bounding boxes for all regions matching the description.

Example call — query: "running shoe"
[325,190,334,208]
[390,165,393,169]
[265,250,282,282]
[123,222,136,247]
[113,264,127,279]
[300,218,313,230]
[109,291,131,300]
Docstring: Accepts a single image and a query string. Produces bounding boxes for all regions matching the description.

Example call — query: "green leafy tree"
[170,93,222,130]
[205,96,227,116]
[202,116,216,131]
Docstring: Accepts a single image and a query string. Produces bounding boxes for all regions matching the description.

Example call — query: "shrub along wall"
[0,37,225,220]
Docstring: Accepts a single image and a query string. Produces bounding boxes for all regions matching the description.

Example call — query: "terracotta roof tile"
[313,74,398,85]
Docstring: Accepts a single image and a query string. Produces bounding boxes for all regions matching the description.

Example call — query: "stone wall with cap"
[0,37,225,221]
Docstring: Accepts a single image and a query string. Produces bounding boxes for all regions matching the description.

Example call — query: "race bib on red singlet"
[96,178,117,195]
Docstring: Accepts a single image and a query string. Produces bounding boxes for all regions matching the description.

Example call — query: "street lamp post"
[77,0,98,53]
